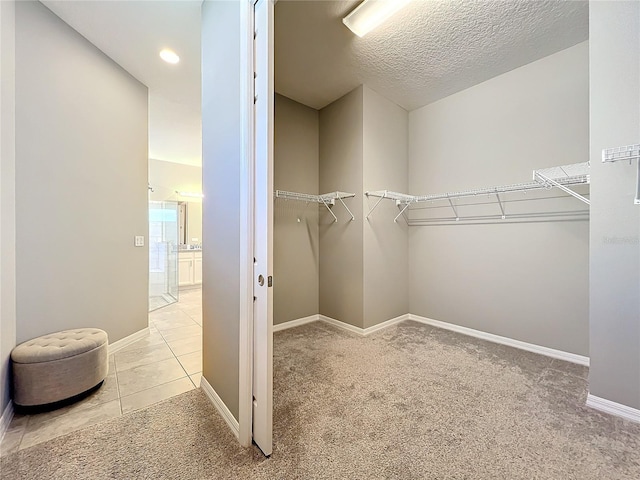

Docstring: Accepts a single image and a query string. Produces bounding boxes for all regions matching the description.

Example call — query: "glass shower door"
[149,200,179,311]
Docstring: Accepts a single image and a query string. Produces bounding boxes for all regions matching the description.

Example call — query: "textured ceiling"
[275,0,589,111]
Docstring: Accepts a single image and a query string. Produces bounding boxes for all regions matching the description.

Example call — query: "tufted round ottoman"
[11,328,109,410]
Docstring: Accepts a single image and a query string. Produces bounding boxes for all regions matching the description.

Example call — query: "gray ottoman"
[11,328,109,410]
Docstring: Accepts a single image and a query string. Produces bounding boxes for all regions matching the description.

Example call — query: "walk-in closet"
[272,0,592,351]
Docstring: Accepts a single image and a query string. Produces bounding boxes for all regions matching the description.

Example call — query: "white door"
[252,0,274,457]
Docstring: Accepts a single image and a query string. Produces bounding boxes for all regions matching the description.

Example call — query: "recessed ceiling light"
[159,49,180,64]
[343,0,412,38]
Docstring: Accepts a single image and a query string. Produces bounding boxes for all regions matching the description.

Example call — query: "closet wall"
[362,87,408,328]
[276,86,409,330]
[274,94,319,325]
[589,2,640,409]
[318,87,365,327]
[408,42,590,356]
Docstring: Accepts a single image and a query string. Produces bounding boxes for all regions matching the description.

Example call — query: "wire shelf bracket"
[365,190,414,222]
[602,144,640,205]
[365,162,591,222]
[533,163,591,206]
[274,190,356,222]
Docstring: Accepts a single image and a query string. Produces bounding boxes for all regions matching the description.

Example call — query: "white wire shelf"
[602,144,640,163]
[274,190,356,222]
[365,162,591,222]
[602,144,640,205]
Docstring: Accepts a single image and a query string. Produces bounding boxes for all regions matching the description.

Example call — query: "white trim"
[363,314,410,335]
[408,314,589,366]
[273,314,320,332]
[319,315,365,335]
[587,394,640,423]
[0,401,14,443]
[200,376,240,439]
[108,328,150,355]
[237,0,255,450]
[318,313,409,336]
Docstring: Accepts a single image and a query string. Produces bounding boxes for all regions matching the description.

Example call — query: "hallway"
[0,289,202,455]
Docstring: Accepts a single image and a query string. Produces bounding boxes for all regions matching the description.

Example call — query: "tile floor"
[0,287,202,457]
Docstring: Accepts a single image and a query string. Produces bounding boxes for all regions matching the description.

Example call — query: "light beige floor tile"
[177,291,199,299]
[178,305,202,317]
[120,377,194,414]
[118,331,166,353]
[161,325,202,343]
[189,313,203,326]
[178,351,202,376]
[167,335,202,357]
[117,357,187,397]
[189,373,201,388]
[150,309,193,325]
[176,297,201,308]
[115,343,174,372]
[19,399,121,450]
[149,302,182,314]
[151,313,198,332]
[0,425,26,457]
[8,412,29,430]
[28,373,120,427]
[179,296,201,304]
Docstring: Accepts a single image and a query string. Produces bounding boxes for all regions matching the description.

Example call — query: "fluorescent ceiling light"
[177,191,203,198]
[343,0,413,37]
[159,48,180,64]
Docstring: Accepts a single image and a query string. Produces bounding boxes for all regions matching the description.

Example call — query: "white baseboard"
[0,400,14,443]
[318,313,409,336]
[408,314,589,366]
[275,312,589,367]
[363,314,410,335]
[587,394,640,423]
[108,327,150,355]
[200,376,240,439]
[273,314,320,332]
[319,315,364,335]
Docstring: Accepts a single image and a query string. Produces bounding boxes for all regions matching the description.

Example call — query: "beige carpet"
[2,320,639,479]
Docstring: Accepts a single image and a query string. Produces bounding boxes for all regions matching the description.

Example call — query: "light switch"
[134,236,145,247]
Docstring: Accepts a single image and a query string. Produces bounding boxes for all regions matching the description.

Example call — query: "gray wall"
[1,0,16,415]
[201,0,241,419]
[149,158,203,243]
[362,86,409,328]
[408,42,590,355]
[15,1,148,344]
[319,87,364,328]
[274,95,319,324]
[589,1,640,409]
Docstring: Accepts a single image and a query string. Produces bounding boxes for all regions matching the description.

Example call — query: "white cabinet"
[194,254,203,284]
[178,250,203,286]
